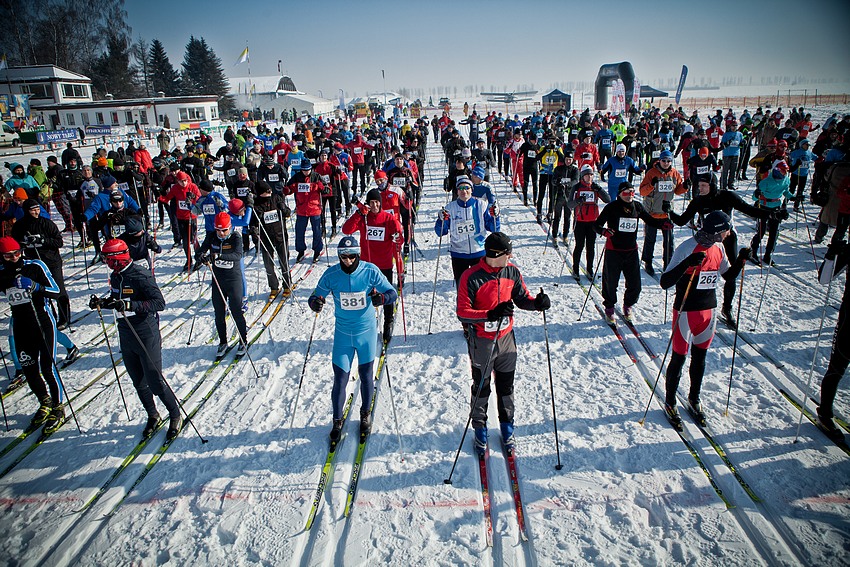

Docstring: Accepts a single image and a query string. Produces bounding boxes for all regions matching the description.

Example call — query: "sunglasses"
[660,159,672,163]
[339,253,358,260]
[2,250,22,260]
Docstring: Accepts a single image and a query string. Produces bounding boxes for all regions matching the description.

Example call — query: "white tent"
[262,93,336,119]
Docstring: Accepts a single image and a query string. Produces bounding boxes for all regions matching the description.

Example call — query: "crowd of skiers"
[0,101,846,446]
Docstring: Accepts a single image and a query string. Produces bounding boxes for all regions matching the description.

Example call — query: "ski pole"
[444,318,504,485]
[115,311,207,443]
[0,347,11,430]
[541,298,562,470]
[283,311,320,455]
[186,270,206,345]
[749,261,772,331]
[638,271,697,425]
[396,251,407,342]
[81,224,91,290]
[798,203,820,273]
[204,262,261,379]
[724,262,746,416]
[27,298,81,434]
[94,304,132,421]
[794,257,836,442]
[426,229,445,335]
[384,356,405,461]
[577,247,607,321]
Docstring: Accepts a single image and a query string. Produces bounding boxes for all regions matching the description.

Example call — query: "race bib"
[112,224,125,236]
[353,147,362,154]
[618,217,638,232]
[615,168,627,178]
[203,204,216,216]
[178,200,189,210]
[226,168,236,177]
[544,156,556,165]
[263,210,279,224]
[320,175,330,184]
[578,191,595,203]
[454,220,475,235]
[483,317,508,333]
[297,183,310,193]
[339,291,367,311]
[296,140,303,147]
[67,189,78,197]
[729,139,739,147]
[392,177,406,187]
[601,138,611,147]
[237,187,249,197]
[498,131,505,138]
[214,259,233,269]
[277,149,286,156]
[366,225,385,241]
[527,150,536,158]
[652,150,661,159]
[268,174,279,182]
[118,182,130,191]
[6,287,30,306]
[185,164,194,170]
[696,270,718,290]
[710,132,718,139]
[657,180,674,193]
[290,158,301,167]
[801,160,812,170]
[696,165,709,175]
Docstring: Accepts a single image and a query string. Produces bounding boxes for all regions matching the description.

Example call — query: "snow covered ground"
[0,107,848,566]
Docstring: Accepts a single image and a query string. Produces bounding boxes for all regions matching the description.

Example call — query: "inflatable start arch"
[594,62,636,111]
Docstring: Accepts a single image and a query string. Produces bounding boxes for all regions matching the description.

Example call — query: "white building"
[0,65,94,110]
[229,75,337,119]
[39,95,222,132]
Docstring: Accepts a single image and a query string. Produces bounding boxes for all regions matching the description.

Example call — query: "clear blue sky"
[126,0,850,97]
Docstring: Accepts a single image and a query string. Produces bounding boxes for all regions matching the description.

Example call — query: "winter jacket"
[108,261,165,330]
[568,180,611,223]
[84,188,141,222]
[434,197,498,259]
[639,165,687,218]
[456,258,536,340]
[192,191,229,232]
[341,209,402,270]
[754,176,792,209]
[284,171,323,217]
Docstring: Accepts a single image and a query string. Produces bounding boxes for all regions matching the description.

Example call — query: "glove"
[736,247,752,263]
[661,201,672,213]
[776,208,790,221]
[308,295,325,313]
[683,179,692,190]
[661,220,674,231]
[534,291,551,311]
[320,185,331,196]
[23,234,44,247]
[440,207,450,221]
[88,295,102,309]
[14,276,40,292]
[102,297,130,311]
[651,176,659,185]
[486,300,514,322]
[640,164,647,172]
[184,197,193,209]
[684,251,706,267]
[825,240,846,261]
[601,227,615,238]
[282,205,292,219]
[355,200,369,216]
[369,289,385,306]
[489,202,500,217]
[196,253,211,266]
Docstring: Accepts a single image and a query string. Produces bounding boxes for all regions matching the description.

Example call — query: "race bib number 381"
[339,291,366,310]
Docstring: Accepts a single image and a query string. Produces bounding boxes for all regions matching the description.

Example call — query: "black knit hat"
[484,232,512,258]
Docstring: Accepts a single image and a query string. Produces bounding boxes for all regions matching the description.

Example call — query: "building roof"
[38,95,220,111]
[229,75,298,95]
[0,65,91,83]
[640,85,669,98]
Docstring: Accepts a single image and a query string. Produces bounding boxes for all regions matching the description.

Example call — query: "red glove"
[440,208,450,221]
[602,227,615,238]
[356,200,369,216]
[661,220,674,231]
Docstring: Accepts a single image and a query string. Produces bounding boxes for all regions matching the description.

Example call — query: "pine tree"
[90,35,143,99]
[148,39,181,97]
[180,36,235,118]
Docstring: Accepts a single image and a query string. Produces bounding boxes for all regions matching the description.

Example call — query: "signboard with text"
[35,129,78,144]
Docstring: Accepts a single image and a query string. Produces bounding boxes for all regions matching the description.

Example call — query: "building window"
[81,112,90,126]
[19,83,50,99]
[66,113,76,126]
[139,110,148,124]
[61,83,88,98]
[96,112,104,125]
[210,105,218,120]
[125,111,133,124]
[111,112,119,125]
[178,107,205,121]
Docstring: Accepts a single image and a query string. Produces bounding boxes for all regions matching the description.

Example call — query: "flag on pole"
[234,47,249,66]
[675,65,688,105]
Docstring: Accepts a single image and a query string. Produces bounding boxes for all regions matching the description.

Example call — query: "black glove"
[486,300,514,321]
[684,251,706,267]
[308,295,325,313]
[534,291,551,311]
[370,289,385,306]
[776,208,790,221]
[196,253,210,266]
[23,234,44,247]
[661,201,672,213]
[825,240,846,261]
[88,295,102,310]
[282,205,292,219]
[736,247,752,263]
[102,297,130,311]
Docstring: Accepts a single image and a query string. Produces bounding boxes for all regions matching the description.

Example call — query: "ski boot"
[63,346,80,367]
[623,305,636,323]
[6,369,26,393]
[28,398,52,431]
[295,251,305,263]
[269,288,280,300]
[166,414,181,441]
[142,413,161,439]
[687,399,707,427]
[42,404,65,435]
[312,250,321,263]
[816,406,844,442]
[216,343,228,359]
[236,342,247,357]
[604,307,615,325]
[329,419,344,445]
[241,297,248,313]
[473,427,488,457]
[664,403,683,431]
[720,306,737,330]
[359,411,372,438]
[643,261,655,276]
[500,422,515,452]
